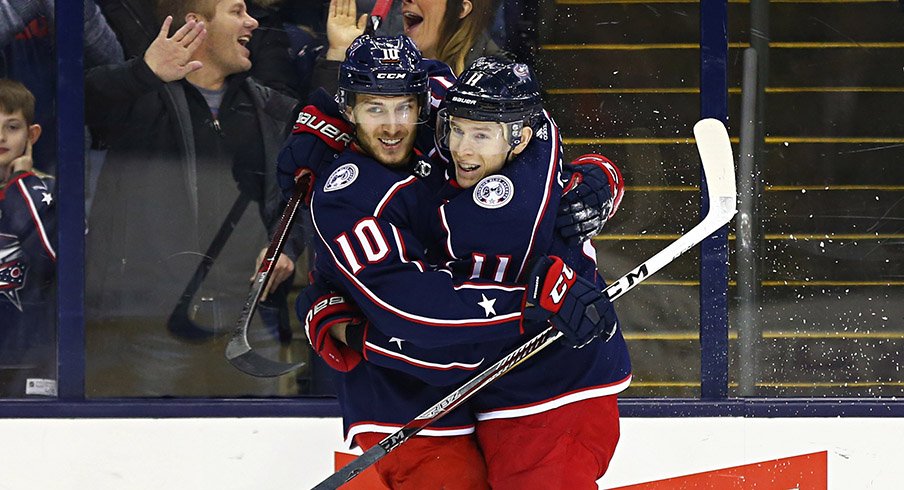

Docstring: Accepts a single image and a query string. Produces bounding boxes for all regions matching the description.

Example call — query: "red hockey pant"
[354,432,490,489]
[354,395,619,489]
[476,394,621,490]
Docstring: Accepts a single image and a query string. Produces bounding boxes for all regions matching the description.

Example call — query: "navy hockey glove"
[523,256,619,348]
[297,282,366,372]
[276,89,353,200]
[556,154,625,245]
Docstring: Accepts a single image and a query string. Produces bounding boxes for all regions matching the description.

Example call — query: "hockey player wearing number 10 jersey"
[296,35,631,488]
[302,35,511,488]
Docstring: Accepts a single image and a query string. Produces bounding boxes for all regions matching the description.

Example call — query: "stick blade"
[166,304,221,343]
[226,345,304,378]
[225,319,303,377]
[694,118,738,218]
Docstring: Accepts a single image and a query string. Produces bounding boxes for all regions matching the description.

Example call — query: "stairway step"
[561,142,904,187]
[593,235,902,281]
[587,185,900,236]
[545,91,904,138]
[762,188,904,235]
[543,2,904,45]
[756,336,904,386]
[536,46,904,88]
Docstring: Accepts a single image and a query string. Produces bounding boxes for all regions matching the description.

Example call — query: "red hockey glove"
[296,282,365,372]
[556,154,625,245]
[523,256,619,348]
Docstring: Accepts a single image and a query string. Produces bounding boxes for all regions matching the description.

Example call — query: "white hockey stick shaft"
[313,119,737,489]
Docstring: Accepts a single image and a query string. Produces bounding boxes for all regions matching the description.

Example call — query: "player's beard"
[355,128,417,169]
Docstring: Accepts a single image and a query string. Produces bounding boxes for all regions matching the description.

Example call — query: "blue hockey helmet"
[445,57,543,125]
[337,35,430,122]
[439,57,544,150]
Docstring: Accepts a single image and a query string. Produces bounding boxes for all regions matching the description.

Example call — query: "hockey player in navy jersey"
[418,58,631,488]
[294,35,620,488]
[0,79,56,398]
[306,57,631,488]
[301,35,498,488]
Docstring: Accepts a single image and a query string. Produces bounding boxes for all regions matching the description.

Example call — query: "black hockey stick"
[225,172,313,377]
[312,118,738,489]
[167,192,251,342]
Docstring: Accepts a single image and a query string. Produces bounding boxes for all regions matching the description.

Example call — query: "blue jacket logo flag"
[0,234,27,311]
[324,164,359,192]
[473,175,514,209]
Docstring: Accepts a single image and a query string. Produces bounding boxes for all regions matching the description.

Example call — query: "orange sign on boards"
[609,451,828,490]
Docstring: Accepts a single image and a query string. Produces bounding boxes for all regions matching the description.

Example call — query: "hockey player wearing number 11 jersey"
[342,57,632,488]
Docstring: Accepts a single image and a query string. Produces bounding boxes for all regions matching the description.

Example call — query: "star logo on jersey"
[534,124,549,141]
[323,163,358,192]
[0,234,27,311]
[473,175,514,209]
[478,294,497,317]
[389,337,405,350]
[41,192,53,206]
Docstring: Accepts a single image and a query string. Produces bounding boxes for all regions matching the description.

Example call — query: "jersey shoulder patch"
[473,175,514,209]
[324,163,358,192]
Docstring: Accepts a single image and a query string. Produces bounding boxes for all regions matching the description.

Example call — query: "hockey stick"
[226,0,394,374]
[225,171,313,377]
[312,118,737,489]
[367,0,393,33]
[167,192,251,342]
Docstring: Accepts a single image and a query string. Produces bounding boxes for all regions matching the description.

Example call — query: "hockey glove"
[276,88,353,200]
[556,154,625,245]
[523,256,619,348]
[296,282,366,372]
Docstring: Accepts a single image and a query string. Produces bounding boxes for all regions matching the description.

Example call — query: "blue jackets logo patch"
[473,175,514,209]
[0,234,26,311]
[324,163,359,192]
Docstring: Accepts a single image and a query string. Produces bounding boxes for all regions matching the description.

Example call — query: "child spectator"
[0,78,57,398]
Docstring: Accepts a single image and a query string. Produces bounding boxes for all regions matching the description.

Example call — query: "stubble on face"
[351,94,420,168]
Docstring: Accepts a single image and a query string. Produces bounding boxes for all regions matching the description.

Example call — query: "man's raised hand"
[144,16,207,82]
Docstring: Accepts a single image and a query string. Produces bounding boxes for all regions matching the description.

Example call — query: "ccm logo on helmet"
[294,111,353,145]
[376,73,406,80]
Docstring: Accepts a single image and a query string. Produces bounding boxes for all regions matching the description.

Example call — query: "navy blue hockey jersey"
[310,148,542,442]
[354,111,633,420]
[0,171,57,395]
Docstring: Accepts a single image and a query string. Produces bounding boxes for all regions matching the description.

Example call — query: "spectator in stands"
[94,0,158,59]
[84,0,302,396]
[1,0,123,174]
[245,0,320,100]
[312,0,504,96]
[0,79,57,398]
